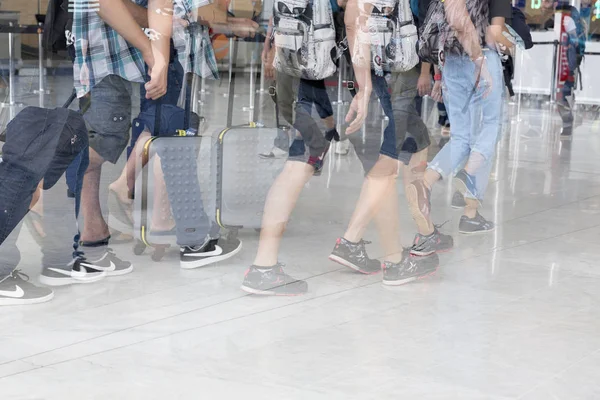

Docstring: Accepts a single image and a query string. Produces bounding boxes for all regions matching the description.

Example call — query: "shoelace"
[434,220,450,231]
[8,269,29,282]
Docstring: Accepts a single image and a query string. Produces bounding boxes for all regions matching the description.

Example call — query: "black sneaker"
[307,142,331,176]
[241,263,308,296]
[39,258,107,287]
[410,227,454,256]
[329,237,381,274]
[451,191,466,209]
[459,212,495,235]
[180,236,242,269]
[87,249,134,276]
[382,251,439,286]
[0,270,54,306]
[325,128,340,142]
[560,126,573,139]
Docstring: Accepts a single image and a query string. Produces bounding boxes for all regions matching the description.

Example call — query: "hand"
[145,54,168,100]
[474,56,493,99]
[417,73,432,97]
[345,88,370,135]
[228,17,259,38]
[486,24,514,56]
[263,47,276,79]
[431,80,443,103]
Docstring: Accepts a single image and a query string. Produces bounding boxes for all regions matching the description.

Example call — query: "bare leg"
[109,131,151,204]
[81,148,110,242]
[372,179,403,263]
[344,155,399,245]
[253,161,315,267]
[150,157,175,232]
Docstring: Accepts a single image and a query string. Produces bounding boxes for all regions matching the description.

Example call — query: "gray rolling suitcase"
[214,41,287,234]
[133,76,215,261]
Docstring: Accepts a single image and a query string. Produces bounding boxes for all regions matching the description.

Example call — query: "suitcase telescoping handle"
[226,36,239,128]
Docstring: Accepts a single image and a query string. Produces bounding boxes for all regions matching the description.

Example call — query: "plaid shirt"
[72,0,218,97]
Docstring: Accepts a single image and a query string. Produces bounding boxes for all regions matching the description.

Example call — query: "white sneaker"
[259,146,288,159]
[335,140,350,155]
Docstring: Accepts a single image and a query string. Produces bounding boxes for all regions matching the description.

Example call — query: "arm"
[344,0,372,134]
[144,0,173,99]
[417,61,432,96]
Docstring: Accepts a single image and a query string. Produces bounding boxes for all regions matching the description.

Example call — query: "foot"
[410,227,454,256]
[259,146,288,159]
[453,169,481,207]
[440,125,451,139]
[241,263,308,296]
[451,190,466,209]
[335,140,350,155]
[459,212,495,235]
[406,180,432,233]
[180,236,242,269]
[382,251,439,286]
[329,237,381,274]
[307,142,331,176]
[0,270,54,306]
[86,249,134,276]
[39,258,107,287]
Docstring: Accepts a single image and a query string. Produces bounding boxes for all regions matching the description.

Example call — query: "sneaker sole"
[240,285,306,296]
[409,248,436,256]
[451,203,466,210]
[180,242,243,270]
[459,226,496,235]
[453,177,482,208]
[39,272,106,287]
[328,254,381,275]
[0,291,54,306]
[382,269,437,286]
[107,265,134,276]
[406,184,432,235]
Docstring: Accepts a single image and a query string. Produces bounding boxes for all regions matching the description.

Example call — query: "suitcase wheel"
[133,241,147,255]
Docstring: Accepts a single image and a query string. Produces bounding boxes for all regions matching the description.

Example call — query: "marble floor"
[1,74,600,399]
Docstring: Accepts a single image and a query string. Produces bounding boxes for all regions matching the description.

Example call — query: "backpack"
[42,0,73,54]
[510,6,533,50]
[358,0,419,75]
[560,5,586,67]
[417,0,489,66]
[272,0,337,80]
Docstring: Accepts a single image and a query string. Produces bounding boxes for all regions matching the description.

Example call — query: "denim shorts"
[81,74,132,164]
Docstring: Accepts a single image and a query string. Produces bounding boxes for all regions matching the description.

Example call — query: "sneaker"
[325,128,340,142]
[241,263,308,296]
[453,169,481,207]
[382,252,439,286]
[406,180,432,233]
[39,258,107,286]
[560,126,573,139]
[87,249,134,276]
[410,227,454,256]
[335,140,350,155]
[0,270,54,306]
[451,191,466,209]
[459,212,495,235]
[329,237,381,274]
[307,142,331,176]
[259,146,288,159]
[180,236,242,269]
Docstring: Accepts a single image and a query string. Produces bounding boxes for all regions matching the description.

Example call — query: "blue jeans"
[428,50,503,201]
[297,79,334,119]
[0,107,89,278]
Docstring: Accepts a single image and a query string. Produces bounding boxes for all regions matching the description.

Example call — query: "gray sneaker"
[451,191,466,209]
[0,270,54,306]
[459,212,495,235]
[410,226,454,256]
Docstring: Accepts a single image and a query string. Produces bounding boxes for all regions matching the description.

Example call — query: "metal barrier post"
[243,42,257,122]
[257,61,266,93]
[1,27,24,108]
[34,23,50,95]
[549,40,559,104]
[332,57,344,105]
